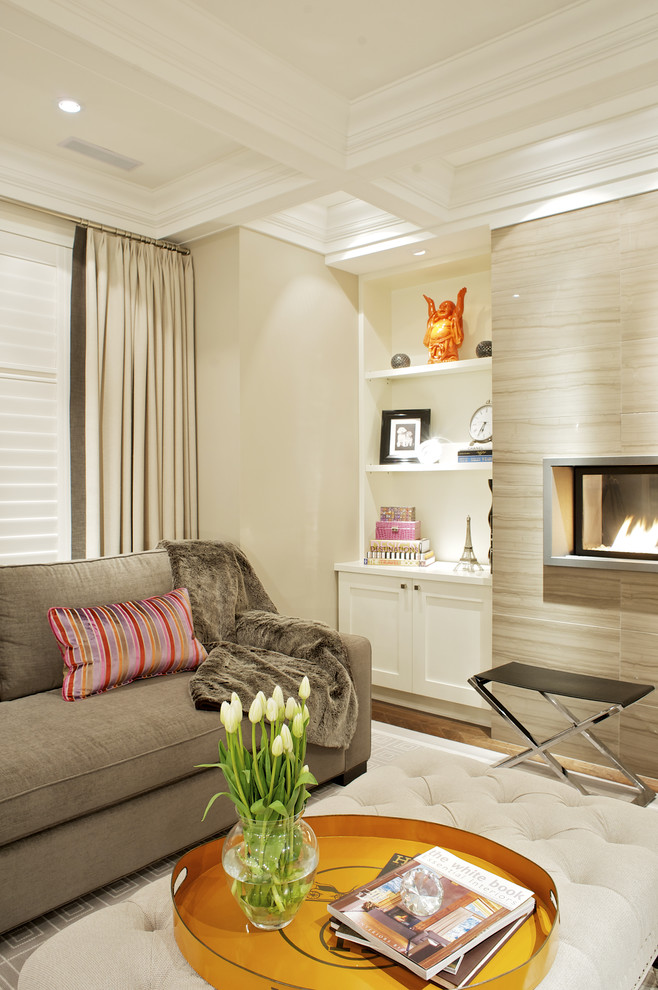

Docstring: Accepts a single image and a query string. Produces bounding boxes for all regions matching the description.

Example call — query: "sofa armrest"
[339,632,372,773]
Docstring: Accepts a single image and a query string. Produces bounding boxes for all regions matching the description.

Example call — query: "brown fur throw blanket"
[158,539,277,643]
[158,540,358,749]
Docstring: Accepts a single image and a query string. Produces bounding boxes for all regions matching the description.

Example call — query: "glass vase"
[221,813,319,930]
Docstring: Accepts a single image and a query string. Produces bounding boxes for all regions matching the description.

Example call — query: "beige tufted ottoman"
[18,749,658,990]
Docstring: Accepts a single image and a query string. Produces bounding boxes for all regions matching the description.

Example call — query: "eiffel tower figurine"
[454,515,483,572]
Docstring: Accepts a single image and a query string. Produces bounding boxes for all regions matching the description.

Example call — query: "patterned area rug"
[1,722,656,989]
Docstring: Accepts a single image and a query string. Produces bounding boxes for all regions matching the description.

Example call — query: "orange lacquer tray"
[172,815,559,990]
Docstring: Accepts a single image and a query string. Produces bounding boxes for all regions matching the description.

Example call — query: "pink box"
[379,506,416,521]
[375,520,421,539]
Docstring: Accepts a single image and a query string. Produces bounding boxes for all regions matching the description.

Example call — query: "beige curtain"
[83,229,198,557]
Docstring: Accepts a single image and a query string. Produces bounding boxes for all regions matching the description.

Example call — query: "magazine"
[327,845,535,981]
[331,914,526,988]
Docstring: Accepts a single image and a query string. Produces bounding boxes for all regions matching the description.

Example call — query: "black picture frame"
[379,409,431,464]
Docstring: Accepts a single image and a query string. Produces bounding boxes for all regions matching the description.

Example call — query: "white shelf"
[365,356,491,382]
[367,461,491,473]
[368,441,492,473]
[335,559,492,586]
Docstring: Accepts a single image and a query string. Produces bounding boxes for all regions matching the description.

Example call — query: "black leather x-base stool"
[468,662,655,806]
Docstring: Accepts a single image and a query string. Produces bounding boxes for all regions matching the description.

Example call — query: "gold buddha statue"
[423,287,466,363]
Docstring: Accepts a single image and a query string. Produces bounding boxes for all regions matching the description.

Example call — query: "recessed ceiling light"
[58,99,82,114]
[413,249,426,256]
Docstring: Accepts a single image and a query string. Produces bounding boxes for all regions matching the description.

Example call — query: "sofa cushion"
[0,673,223,847]
[0,550,174,701]
[49,587,207,700]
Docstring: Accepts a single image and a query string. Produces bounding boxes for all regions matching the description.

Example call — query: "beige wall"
[491,190,658,779]
[191,228,359,626]
[190,228,242,541]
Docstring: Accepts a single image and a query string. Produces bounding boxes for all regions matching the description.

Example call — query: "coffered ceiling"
[1,0,657,272]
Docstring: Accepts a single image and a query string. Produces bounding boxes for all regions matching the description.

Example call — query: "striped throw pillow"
[48,587,208,701]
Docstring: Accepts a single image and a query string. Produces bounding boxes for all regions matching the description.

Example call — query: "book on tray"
[327,844,535,982]
[332,914,526,987]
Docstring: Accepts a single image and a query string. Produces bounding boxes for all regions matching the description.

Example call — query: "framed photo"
[379,409,431,464]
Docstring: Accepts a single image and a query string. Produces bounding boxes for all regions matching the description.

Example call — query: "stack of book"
[365,506,435,567]
[328,844,535,987]
[457,445,492,464]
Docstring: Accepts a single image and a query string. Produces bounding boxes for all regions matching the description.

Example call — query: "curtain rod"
[0,196,190,256]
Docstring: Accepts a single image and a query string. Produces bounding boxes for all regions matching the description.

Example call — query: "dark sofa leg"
[336,761,368,786]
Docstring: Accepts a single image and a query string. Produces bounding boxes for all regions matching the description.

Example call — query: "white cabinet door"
[338,571,413,692]
[412,579,491,707]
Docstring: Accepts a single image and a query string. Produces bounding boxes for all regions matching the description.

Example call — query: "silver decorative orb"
[476,340,492,358]
[391,353,411,368]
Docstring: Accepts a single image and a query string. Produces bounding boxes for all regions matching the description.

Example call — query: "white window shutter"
[0,228,71,563]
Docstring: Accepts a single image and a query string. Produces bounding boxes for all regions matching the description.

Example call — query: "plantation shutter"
[0,228,71,563]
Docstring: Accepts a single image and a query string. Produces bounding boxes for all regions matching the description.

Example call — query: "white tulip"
[272,685,285,711]
[223,705,240,735]
[265,697,278,723]
[230,692,242,721]
[271,734,284,757]
[292,712,304,738]
[219,700,231,729]
[248,695,264,723]
[280,724,293,753]
[298,675,310,701]
[285,696,297,720]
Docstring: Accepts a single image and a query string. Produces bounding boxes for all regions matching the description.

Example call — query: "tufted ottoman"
[17,748,658,990]
[310,750,658,990]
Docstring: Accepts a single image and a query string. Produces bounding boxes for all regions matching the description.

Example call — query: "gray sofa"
[0,548,371,934]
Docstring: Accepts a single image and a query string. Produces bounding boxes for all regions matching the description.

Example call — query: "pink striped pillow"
[48,587,208,701]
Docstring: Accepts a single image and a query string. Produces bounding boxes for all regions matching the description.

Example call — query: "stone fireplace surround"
[491,188,658,780]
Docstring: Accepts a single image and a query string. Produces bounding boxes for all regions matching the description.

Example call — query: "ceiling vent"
[58,137,142,171]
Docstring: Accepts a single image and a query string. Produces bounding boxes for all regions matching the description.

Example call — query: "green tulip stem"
[268,754,280,803]
[228,731,249,810]
[251,721,266,798]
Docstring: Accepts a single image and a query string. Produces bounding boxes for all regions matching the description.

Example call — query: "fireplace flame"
[611,516,658,553]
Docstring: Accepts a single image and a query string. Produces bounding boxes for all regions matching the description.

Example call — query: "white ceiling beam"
[2,0,349,177]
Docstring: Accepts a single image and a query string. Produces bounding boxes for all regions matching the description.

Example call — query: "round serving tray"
[172,814,559,990]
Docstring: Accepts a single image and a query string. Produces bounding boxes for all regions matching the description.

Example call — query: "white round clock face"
[469,402,492,442]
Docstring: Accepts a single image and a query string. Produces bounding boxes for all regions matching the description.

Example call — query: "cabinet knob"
[400,583,407,589]
[414,584,420,590]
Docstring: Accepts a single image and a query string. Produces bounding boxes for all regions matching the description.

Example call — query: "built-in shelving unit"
[335,253,493,720]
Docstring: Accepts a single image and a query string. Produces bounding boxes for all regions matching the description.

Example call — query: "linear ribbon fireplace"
[544,456,658,571]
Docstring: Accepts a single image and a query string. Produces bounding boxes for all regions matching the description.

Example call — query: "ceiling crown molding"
[346,0,658,170]
[245,197,420,255]
[0,139,155,234]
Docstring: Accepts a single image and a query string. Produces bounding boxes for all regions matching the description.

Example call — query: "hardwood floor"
[372,699,658,795]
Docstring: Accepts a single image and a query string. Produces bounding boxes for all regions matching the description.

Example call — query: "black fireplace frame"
[573,464,658,563]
